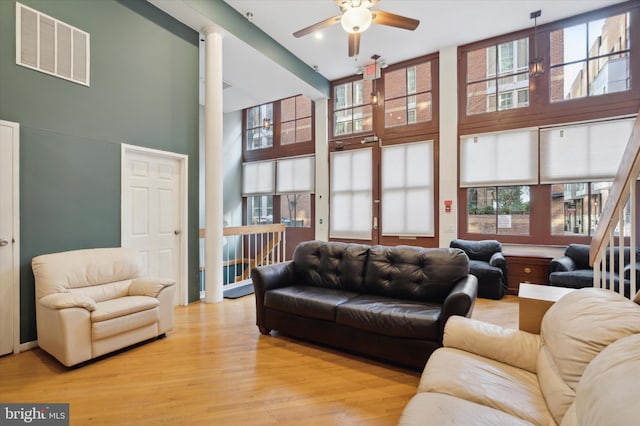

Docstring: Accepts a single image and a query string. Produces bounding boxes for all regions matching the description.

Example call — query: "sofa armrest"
[251,261,293,292]
[129,277,176,298]
[251,261,294,334]
[439,275,478,338]
[550,256,576,273]
[39,293,96,311]
[443,316,541,373]
[489,252,507,273]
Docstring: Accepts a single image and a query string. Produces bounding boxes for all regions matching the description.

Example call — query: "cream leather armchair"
[32,247,176,367]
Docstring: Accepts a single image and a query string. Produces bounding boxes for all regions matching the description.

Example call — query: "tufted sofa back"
[292,240,370,292]
[291,241,470,303]
[365,245,469,302]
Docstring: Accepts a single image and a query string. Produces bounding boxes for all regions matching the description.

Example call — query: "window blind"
[460,128,538,187]
[381,141,434,236]
[276,156,315,194]
[540,118,635,183]
[329,148,372,240]
[242,160,274,195]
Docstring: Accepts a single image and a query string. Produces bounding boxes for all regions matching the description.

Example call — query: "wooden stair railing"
[590,111,640,298]
[199,224,286,286]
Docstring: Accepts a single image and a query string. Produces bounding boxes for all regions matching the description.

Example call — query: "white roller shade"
[381,141,434,236]
[276,156,315,194]
[460,128,538,187]
[330,148,372,240]
[242,160,274,195]
[540,118,635,183]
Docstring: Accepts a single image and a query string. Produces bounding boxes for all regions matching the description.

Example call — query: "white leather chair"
[32,247,176,366]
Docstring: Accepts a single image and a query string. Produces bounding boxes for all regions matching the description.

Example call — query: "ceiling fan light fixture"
[341,6,372,34]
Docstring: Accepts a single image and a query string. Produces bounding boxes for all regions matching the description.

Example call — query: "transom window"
[246,103,273,151]
[550,12,631,102]
[384,62,432,128]
[280,95,312,145]
[466,37,529,115]
[333,80,373,137]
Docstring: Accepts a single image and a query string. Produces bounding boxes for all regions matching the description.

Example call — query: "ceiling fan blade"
[372,10,420,31]
[348,32,360,57]
[293,15,341,38]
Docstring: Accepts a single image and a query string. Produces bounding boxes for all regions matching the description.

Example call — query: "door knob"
[174,230,180,235]
[0,238,9,247]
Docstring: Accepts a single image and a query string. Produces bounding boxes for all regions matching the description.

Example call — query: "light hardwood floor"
[0,295,519,425]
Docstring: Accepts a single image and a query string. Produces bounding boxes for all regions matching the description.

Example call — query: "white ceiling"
[148,0,623,112]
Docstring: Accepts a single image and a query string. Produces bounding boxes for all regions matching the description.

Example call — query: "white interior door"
[122,145,188,305]
[0,120,20,356]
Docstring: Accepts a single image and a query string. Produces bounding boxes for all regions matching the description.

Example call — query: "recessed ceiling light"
[314,32,323,40]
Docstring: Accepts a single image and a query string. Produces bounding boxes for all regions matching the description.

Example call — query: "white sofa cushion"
[33,247,143,300]
[399,392,535,426]
[539,288,640,423]
[92,308,159,340]
[417,347,555,425]
[570,333,640,426]
[91,296,159,322]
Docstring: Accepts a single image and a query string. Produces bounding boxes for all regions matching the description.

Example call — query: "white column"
[314,98,329,241]
[203,26,224,303]
[439,46,459,247]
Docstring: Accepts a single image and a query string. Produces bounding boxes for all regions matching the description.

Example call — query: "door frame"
[121,144,189,306]
[1,120,20,354]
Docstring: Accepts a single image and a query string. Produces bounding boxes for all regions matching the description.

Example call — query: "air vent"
[16,2,90,86]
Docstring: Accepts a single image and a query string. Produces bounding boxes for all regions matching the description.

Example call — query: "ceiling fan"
[293,0,420,58]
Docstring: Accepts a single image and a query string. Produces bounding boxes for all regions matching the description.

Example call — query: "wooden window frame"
[329,54,439,146]
[243,95,315,163]
[457,1,640,246]
[459,1,639,135]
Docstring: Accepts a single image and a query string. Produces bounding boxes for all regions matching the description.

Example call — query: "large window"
[550,12,631,102]
[330,148,373,239]
[466,37,529,115]
[381,141,434,236]
[461,3,637,130]
[384,62,432,128]
[276,156,315,228]
[333,80,373,136]
[460,117,635,243]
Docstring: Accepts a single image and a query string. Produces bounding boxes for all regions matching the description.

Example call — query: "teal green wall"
[0,0,200,343]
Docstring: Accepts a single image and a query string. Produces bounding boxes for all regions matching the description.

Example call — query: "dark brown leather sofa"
[251,241,478,370]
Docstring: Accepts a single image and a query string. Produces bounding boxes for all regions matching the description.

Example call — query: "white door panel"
[122,146,187,305]
[0,120,19,356]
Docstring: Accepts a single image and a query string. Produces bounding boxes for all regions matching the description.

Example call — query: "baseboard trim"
[19,340,39,352]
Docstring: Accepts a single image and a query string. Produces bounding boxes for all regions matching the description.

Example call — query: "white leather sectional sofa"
[399,288,640,425]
